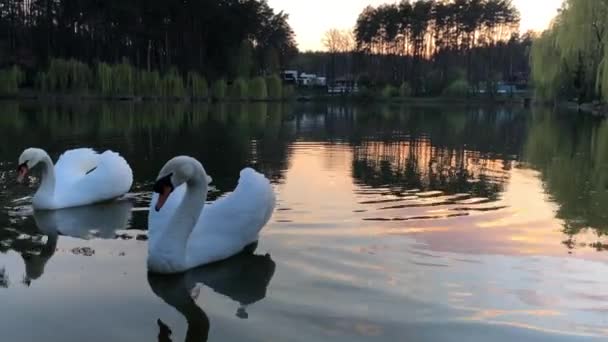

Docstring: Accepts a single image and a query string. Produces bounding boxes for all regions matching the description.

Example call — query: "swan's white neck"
[34,152,56,202]
[149,162,208,273]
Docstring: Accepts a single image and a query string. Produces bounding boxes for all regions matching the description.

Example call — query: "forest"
[531,0,608,105]
[295,0,531,98]
[0,0,552,101]
[0,0,297,99]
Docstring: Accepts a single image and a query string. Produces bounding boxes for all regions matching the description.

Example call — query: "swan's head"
[152,156,211,212]
[17,148,46,183]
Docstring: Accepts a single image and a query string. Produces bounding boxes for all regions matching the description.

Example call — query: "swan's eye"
[153,173,174,194]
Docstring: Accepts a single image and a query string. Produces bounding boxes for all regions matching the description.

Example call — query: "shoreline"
[0,90,532,107]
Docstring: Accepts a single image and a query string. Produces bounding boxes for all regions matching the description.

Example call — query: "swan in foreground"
[17,148,133,210]
[148,156,275,274]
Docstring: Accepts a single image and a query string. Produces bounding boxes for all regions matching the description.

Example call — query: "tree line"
[302,0,530,97]
[0,0,297,87]
[531,0,608,104]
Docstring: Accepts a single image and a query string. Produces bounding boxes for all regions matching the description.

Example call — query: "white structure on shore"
[281,70,327,87]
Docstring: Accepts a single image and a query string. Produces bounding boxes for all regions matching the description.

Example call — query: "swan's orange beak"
[155,185,172,212]
[16,163,28,183]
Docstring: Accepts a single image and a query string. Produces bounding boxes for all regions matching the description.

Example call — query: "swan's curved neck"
[151,163,208,273]
[35,152,56,199]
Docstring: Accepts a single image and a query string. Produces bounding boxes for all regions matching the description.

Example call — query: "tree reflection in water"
[523,109,608,250]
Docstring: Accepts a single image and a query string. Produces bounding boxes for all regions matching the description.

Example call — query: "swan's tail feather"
[98,150,134,189]
[238,168,271,187]
[237,167,276,226]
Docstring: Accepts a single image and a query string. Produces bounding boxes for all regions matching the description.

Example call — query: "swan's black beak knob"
[153,174,174,212]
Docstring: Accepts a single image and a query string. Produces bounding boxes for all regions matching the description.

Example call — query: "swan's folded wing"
[62,150,133,205]
[193,168,275,243]
[54,148,99,188]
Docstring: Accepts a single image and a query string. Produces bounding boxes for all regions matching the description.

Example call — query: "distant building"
[281,70,327,87]
[299,73,326,87]
[281,70,298,84]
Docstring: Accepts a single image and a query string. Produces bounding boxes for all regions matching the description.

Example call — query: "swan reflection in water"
[148,244,276,342]
[20,200,133,284]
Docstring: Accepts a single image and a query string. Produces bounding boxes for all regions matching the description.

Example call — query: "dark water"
[0,102,607,341]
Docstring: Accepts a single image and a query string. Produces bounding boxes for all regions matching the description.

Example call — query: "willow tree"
[531,0,608,102]
[530,28,566,101]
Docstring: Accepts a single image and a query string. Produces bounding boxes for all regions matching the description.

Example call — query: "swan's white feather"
[54,148,99,182]
[33,148,133,209]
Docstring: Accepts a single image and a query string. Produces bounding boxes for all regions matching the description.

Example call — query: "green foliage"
[381,85,399,98]
[443,79,470,97]
[187,71,208,99]
[137,70,162,97]
[266,75,282,100]
[47,58,92,92]
[96,62,113,96]
[12,66,24,87]
[422,70,444,96]
[48,59,69,90]
[447,68,467,83]
[211,79,227,101]
[232,41,253,79]
[283,84,295,100]
[354,86,376,101]
[112,59,135,96]
[229,78,249,100]
[35,72,48,92]
[531,0,608,101]
[0,65,25,95]
[162,68,185,98]
[69,59,92,91]
[264,48,281,75]
[399,82,412,97]
[249,77,268,100]
[531,28,569,101]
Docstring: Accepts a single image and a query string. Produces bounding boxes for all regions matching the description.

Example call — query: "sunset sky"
[267,0,563,51]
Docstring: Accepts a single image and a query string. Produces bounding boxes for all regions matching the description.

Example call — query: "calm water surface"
[0,102,607,341]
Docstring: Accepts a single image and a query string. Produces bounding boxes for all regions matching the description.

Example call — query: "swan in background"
[148,249,276,341]
[148,156,275,274]
[17,147,133,210]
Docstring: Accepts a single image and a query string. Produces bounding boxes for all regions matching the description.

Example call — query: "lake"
[0,101,607,341]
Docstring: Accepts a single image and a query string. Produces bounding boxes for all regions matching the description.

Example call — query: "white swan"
[147,156,275,274]
[17,147,133,210]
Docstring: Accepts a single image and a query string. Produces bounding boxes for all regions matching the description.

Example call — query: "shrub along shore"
[0,59,530,105]
[0,59,293,102]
